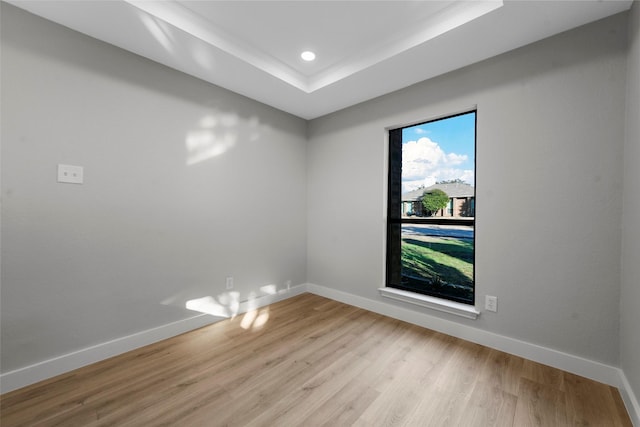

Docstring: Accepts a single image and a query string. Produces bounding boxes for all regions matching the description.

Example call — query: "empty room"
[1,1,639,425]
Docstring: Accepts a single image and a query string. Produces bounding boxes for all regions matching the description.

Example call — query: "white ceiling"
[7,0,633,119]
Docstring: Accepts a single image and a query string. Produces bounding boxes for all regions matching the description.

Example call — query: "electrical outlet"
[285,280,291,290]
[225,276,234,290]
[485,295,498,312]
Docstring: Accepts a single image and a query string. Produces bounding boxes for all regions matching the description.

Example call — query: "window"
[386,111,476,305]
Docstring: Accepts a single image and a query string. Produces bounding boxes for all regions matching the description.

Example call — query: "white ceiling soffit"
[7,1,633,120]
[127,0,503,93]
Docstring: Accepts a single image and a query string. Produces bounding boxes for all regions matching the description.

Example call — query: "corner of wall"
[620,1,640,425]
[618,368,640,426]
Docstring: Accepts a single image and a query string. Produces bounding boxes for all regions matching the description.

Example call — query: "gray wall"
[307,13,628,366]
[1,4,307,373]
[621,0,640,402]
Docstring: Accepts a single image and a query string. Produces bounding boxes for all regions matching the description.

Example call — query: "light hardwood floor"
[0,293,632,426]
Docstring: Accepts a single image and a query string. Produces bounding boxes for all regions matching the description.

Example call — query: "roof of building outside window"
[402,182,474,202]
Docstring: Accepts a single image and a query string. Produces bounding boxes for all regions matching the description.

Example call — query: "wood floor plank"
[513,377,569,426]
[300,379,380,427]
[357,326,431,394]
[0,293,633,427]
[562,372,633,427]
[355,377,426,427]
[402,384,470,427]
[612,387,635,427]
[521,359,564,390]
[433,339,491,396]
[244,350,371,426]
[455,381,517,427]
[479,349,525,396]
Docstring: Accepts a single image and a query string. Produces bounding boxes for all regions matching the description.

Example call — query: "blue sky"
[401,111,475,193]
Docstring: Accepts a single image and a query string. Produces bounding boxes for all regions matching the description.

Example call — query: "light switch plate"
[58,164,83,184]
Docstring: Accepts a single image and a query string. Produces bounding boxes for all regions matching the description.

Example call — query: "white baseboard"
[306,283,639,425]
[0,284,307,394]
[618,369,640,427]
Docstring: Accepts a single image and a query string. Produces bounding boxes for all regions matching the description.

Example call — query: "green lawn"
[401,236,474,290]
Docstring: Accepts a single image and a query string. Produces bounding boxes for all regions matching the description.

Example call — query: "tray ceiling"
[7,0,633,119]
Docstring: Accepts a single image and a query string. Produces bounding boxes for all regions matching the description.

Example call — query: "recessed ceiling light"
[301,51,316,62]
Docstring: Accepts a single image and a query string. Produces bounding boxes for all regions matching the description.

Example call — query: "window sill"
[378,287,480,320]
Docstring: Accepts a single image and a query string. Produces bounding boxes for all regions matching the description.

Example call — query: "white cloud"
[402,137,472,193]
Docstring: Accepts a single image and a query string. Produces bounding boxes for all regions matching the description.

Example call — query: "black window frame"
[386,110,477,305]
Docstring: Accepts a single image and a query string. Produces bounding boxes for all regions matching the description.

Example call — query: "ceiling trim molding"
[308,0,503,92]
[126,0,503,94]
[125,0,310,92]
